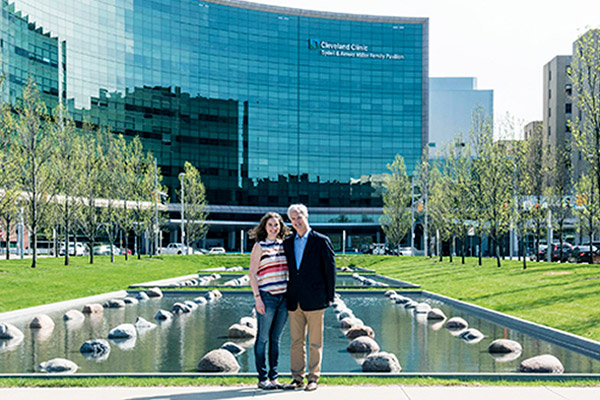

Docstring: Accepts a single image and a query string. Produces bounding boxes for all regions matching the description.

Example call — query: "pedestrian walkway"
[1,385,600,400]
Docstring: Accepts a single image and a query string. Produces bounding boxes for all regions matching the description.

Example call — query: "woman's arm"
[248,242,265,314]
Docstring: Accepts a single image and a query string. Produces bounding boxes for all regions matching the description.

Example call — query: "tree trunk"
[462,231,466,264]
[64,221,70,266]
[5,220,11,260]
[478,234,482,266]
[137,234,141,260]
[449,236,454,263]
[495,240,501,268]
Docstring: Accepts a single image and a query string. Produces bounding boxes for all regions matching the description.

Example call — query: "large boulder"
[0,322,24,340]
[134,317,157,331]
[347,336,380,353]
[220,341,245,356]
[80,339,111,361]
[155,309,173,321]
[171,302,191,314]
[239,316,257,330]
[445,317,468,331]
[184,301,198,310]
[63,310,85,322]
[520,354,564,374]
[104,299,126,309]
[197,349,240,372]
[38,358,78,374]
[488,339,522,354]
[194,296,208,305]
[109,336,137,351]
[228,323,256,339]
[394,296,411,305]
[384,290,397,297]
[362,352,402,373]
[82,303,104,314]
[414,303,432,314]
[29,314,55,330]
[0,323,24,352]
[146,287,163,298]
[136,292,150,301]
[108,323,137,339]
[426,308,446,321]
[345,326,375,340]
[459,328,484,343]
[340,317,364,330]
[337,310,354,321]
[123,297,139,305]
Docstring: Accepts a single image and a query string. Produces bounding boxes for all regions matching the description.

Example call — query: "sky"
[239,0,600,136]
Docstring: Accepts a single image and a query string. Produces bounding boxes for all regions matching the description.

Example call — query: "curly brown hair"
[248,212,291,241]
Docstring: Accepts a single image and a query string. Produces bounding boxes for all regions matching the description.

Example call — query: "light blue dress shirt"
[294,228,311,270]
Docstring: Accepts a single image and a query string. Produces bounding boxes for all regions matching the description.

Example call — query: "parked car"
[397,246,414,256]
[537,242,573,262]
[93,244,121,255]
[208,247,226,254]
[568,245,600,264]
[58,243,89,256]
[160,243,193,255]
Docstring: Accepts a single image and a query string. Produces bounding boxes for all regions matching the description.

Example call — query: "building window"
[565,84,572,96]
[566,121,571,133]
[549,89,551,99]
[548,107,551,117]
[548,126,551,137]
[565,103,572,114]
[549,70,552,80]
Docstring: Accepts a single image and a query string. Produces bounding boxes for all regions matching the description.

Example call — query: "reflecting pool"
[1,292,599,373]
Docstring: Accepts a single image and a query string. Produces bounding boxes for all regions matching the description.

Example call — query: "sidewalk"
[1,385,600,400]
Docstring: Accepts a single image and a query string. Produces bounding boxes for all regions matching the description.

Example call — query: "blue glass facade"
[2,0,428,248]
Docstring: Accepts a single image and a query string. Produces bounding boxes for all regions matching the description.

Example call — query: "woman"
[248,212,291,390]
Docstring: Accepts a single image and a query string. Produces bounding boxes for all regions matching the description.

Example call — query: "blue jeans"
[254,291,288,381]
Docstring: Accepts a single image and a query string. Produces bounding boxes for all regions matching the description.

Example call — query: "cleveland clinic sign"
[308,39,404,61]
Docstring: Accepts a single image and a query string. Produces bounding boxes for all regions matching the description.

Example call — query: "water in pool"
[1,292,599,373]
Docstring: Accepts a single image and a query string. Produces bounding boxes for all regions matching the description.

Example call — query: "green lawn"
[338,254,600,341]
[0,254,247,312]
[2,253,600,341]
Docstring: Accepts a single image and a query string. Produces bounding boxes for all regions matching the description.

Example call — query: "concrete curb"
[0,290,128,324]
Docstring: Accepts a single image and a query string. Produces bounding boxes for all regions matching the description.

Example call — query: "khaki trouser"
[288,305,325,382]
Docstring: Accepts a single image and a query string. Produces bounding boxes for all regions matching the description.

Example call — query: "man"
[282,204,336,391]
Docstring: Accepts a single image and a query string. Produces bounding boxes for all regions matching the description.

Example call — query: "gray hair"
[287,204,309,219]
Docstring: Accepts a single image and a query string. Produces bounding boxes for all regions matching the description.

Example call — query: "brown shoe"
[283,379,305,390]
[305,381,318,391]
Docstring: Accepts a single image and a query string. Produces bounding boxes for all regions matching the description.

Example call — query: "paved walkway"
[1,385,600,400]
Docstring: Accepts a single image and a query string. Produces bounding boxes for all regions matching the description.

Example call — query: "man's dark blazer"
[283,229,336,312]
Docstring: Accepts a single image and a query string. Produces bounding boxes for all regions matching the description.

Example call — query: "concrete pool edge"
[0,372,599,381]
[0,290,128,324]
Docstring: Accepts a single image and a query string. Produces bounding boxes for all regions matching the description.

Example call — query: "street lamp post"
[179,172,185,254]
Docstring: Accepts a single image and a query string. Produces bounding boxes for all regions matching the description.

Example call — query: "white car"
[160,243,193,255]
[58,243,89,256]
[208,247,226,254]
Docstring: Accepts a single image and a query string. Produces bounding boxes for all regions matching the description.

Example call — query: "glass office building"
[1,0,428,250]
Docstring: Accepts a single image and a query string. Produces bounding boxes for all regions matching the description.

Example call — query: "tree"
[469,107,494,266]
[0,95,19,259]
[413,148,433,257]
[128,137,154,259]
[5,79,55,268]
[179,161,208,251]
[574,173,599,262]
[569,29,600,247]
[379,154,411,252]
[477,122,514,268]
[546,143,573,263]
[112,135,134,260]
[75,122,106,264]
[442,138,474,264]
[50,106,83,265]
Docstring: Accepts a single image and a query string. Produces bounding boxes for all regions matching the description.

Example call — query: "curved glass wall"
[4,0,428,209]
